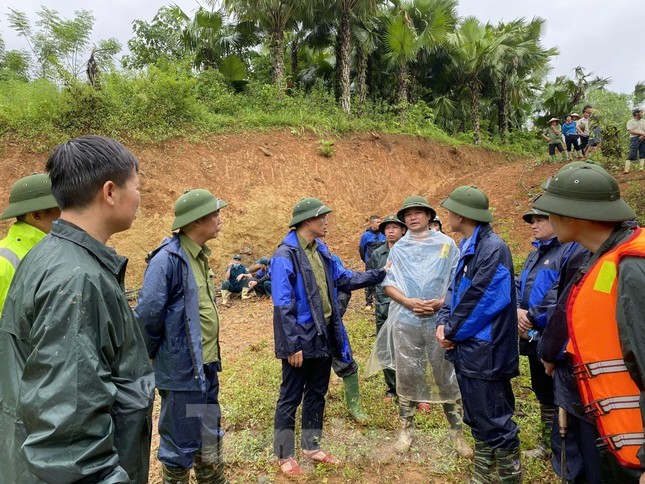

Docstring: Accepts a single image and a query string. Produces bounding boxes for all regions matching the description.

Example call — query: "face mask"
[233,263,241,269]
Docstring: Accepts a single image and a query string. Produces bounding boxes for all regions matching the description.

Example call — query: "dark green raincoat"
[0,220,154,483]
[367,243,392,328]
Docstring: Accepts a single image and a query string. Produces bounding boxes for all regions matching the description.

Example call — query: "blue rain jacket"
[359,228,386,263]
[135,234,208,392]
[272,230,385,360]
[437,224,519,380]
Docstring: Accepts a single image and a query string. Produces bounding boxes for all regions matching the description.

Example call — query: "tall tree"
[7,7,120,83]
[448,17,508,144]
[225,0,313,89]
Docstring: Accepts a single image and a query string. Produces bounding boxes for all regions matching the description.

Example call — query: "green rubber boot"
[162,464,190,484]
[495,447,522,483]
[469,440,497,484]
[343,372,368,423]
[194,442,228,484]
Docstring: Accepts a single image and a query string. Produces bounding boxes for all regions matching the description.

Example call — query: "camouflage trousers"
[398,397,463,430]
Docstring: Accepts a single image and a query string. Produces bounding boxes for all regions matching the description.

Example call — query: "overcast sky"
[1,0,641,95]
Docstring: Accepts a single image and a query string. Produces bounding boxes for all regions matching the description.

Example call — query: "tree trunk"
[396,62,408,107]
[269,28,286,89]
[290,42,299,86]
[338,11,352,114]
[470,79,481,145]
[356,44,368,115]
[498,74,508,141]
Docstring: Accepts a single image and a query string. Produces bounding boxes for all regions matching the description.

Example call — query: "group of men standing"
[0,134,642,484]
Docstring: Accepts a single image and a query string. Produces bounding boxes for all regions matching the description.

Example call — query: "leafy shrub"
[318,139,335,157]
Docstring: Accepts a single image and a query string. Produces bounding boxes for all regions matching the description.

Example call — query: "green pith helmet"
[522,208,550,224]
[440,186,493,223]
[378,213,406,234]
[396,196,436,222]
[0,173,59,220]
[257,257,270,265]
[171,189,229,231]
[541,161,607,189]
[532,164,635,222]
[288,197,332,227]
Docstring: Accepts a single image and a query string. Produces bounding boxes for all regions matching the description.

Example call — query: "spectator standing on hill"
[221,254,251,304]
[516,208,579,459]
[543,117,568,162]
[533,163,645,483]
[625,107,645,173]
[367,213,407,401]
[0,173,60,313]
[0,135,154,483]
[271,197,386,476]
[562,114,582,159]
[359,214,385,310]
[436,186,521,483]
[577,105,593,156]
[136,189,229,484]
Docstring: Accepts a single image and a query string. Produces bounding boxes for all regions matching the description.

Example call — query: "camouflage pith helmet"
[378,213,406,234]
[172,189,228,231]
[532,164,635,222]
[396,196,436,222]
[440,186,493,223]
[0,173,59,220]
[522,208,550,224]
[288,197,332,227]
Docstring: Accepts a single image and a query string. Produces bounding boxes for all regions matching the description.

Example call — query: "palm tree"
[225,0,314,88]
[495,17,556,139]
[352,17,379,109]
[332,0,382,114]
[448,17,508,144]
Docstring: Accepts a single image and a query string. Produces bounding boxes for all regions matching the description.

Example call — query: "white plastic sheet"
[365,229,461,403]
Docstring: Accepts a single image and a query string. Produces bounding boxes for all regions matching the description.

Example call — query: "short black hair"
[369,215,380,221]
[582,104,593,113]
[46,135,139,210]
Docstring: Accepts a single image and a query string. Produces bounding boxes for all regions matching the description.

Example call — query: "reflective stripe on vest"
[566,227,645,468]
[0,247,20,269]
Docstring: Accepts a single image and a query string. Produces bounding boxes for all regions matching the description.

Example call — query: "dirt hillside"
[1,131,638,285]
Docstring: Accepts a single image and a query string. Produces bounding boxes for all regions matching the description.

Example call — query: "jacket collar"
[8,221,47,246]
[531,236,558,250]
[282,230,330,256]
[51,220,127,276]
[460,223,491,257]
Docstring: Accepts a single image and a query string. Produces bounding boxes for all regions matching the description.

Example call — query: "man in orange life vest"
[532,163,645,483]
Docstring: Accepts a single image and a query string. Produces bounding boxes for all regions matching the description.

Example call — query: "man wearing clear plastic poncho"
[366,196,472,458]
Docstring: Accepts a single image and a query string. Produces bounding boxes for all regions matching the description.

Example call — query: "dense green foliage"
[0,1,642,153]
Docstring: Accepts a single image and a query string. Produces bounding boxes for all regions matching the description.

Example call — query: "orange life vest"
[566,227,645,468]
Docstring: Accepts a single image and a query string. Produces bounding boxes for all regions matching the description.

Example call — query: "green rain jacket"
[367,243,392,327]
[0,220,155,483]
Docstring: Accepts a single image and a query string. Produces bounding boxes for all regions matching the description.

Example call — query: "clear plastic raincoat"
[366,229,461,403]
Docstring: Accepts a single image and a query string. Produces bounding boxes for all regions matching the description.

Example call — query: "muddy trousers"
[398,397,463,430]
[158,363,225,482]
[274,357,333,458]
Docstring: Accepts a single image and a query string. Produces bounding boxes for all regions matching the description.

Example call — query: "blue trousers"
[456,372,520,449]
[628,136,645,160]
[274,357,332,458]
[158,363,222,469]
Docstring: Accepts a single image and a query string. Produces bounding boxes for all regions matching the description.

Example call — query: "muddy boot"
[640,159,644,171]
[469,440,497,484]
[220,290,230,305]
[393,414,414,454]
[576,150,583,159]
[162,464,190,484]
[241,286,252,300]
[624,160,632,174]
[343,372,368,423]
[495,447,522,483]
[550,154,556,163]
[443,402,473,458]
[194,442,228,484]
[526,403,554,459]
